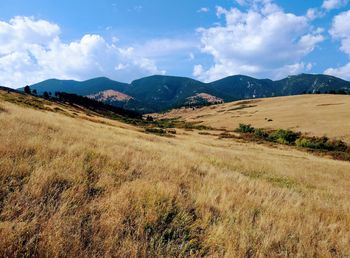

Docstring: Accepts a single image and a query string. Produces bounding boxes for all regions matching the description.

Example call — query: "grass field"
[1,91,350,257]
[156,94,350,143]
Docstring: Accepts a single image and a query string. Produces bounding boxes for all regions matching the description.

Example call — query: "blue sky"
[0,0,350,87]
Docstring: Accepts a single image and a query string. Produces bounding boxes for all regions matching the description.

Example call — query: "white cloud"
[197,7,209,13]
[306,8,324,20]
[0,16,164,88]
[322,0,348,10]
[324,10,350,79]
[324,63,350,78]
[329,10,350,55]
[193,1,324,82]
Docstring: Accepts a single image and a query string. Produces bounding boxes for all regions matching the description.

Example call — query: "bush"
[254,128,269,139]
[166,129,177,135]
[146,115,154,122]
[235,124,255,133]
[296,137,348,152]
[268,129,300,145]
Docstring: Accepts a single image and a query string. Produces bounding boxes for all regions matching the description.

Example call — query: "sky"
[0,0,350,88]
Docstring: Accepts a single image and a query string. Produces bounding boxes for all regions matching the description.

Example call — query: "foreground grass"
[1,99,350,257]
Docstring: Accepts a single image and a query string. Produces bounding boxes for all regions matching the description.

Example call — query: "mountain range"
[27,74,350,113]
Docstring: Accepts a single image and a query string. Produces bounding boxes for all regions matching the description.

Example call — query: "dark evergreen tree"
[43,91,49,99]
[24,85,31,94]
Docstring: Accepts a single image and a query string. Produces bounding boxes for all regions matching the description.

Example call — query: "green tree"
[24,85,31,94]
[43,91,50,99]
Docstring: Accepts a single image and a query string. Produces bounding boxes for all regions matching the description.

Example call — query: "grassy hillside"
[1,90,350,257]
[157,94,350,143]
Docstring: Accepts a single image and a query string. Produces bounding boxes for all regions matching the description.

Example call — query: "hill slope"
[127,75,223,112]
[156,94,350,143]
[30,77,129,96]
[25,74,350,113]
[1,90,350,257]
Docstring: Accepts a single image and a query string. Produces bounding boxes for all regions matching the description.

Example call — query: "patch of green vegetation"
[234,124,350,162]
[268,129,300,145]
[254,128,269,139]
[296,137,347,152]
[234,123,255,133]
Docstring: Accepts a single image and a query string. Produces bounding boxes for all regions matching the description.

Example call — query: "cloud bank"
[0,16,164,88]
[193,0,324,82]
[324,10,350,79]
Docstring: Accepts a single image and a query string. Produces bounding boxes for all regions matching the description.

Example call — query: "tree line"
[23,85,141,119]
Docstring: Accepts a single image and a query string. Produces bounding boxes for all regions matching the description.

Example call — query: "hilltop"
[25,73,350,113]
[1,89,350,257]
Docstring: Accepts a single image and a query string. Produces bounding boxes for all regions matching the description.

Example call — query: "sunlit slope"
[157,94,350,142]
[0,92,350,257]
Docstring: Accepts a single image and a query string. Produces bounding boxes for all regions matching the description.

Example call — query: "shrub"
[166,129,177,135]
[254,128,269,139]
[268,129,300,145]
[296,138,318,149]
[296,137,348,152]
[327,139,348,152]
[146,115,154,122]
[235,123,255,133]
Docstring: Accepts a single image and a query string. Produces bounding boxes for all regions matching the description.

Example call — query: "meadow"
[156,94,350,143]
[0,91,350,257]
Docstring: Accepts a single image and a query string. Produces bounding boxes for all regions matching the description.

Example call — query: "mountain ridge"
[24,73,350,113]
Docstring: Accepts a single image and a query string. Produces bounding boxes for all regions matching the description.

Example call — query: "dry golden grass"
[1,93,350,257]
[156,94,350,143]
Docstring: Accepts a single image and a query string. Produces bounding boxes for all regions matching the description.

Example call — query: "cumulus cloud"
[322,0,348,10]
[0,16,164,88]
[324,10,350,79]
[193,1,324,82]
